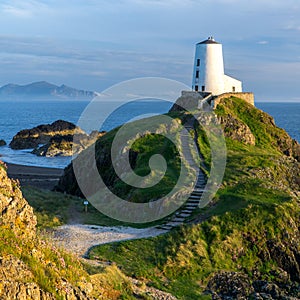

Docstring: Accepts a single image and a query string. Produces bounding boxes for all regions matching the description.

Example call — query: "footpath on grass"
[50,224,166,257]
[49,121,207,260]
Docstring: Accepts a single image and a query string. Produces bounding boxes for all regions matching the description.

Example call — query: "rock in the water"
[0,139,6,146]
[9,119,85,150]
[10,119,105,157]
[32,130,105,157]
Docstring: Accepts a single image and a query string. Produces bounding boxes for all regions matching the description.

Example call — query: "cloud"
[257,41,269,45]
[2,5,32,17]
[0,1,300,100]
[0,35,192,91]
[1,0,49,18]
[284,22,300,32]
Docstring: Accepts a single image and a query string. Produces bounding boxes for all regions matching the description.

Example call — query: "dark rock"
[0,139,6,146]
[262,283,283,299]
[10,119,106,157]
[254,281,284,299]
[253,280,269,292]
[266,240,300,281]
[32,131,105,157]
[249,292,264,300]
[206,271,254,299]
[258,293,274,299]
[9,120,85,150]
[270,268,290,284]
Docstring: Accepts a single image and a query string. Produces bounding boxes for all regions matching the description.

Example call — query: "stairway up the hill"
[157,120,207,231]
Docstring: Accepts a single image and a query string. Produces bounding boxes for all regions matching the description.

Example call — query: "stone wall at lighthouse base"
[212,92,255,108]
[170,91,255,112]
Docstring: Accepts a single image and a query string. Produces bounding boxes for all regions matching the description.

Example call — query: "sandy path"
[50,225,178,299]
[50,224,166,257]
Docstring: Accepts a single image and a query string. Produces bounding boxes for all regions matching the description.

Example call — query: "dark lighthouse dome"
[197,36,220,45]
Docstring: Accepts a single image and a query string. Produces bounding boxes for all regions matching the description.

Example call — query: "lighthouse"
[192,37,242,95]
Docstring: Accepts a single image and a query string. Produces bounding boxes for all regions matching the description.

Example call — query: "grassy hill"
[85,97,300,299]
[1,96,299,299]
[0,161,149,299]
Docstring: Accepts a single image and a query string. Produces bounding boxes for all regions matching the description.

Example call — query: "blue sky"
[0,0,300,101]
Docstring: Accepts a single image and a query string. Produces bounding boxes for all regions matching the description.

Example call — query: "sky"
[0,0,300,102]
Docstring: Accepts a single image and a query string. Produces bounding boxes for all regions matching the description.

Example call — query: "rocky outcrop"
[219,114,256,145]
[32,131,105,157]
[254,107,300,161]
[0,139,6,146]
[0,253,97,300]
[249,156,300,196]
[206,272,254,299]
[0,161,37,236]
[215,96,300,162]
[9,120,105,157]
[0,255,56,300]
[0,162,55,298]
[205,271,300,299]
[0,160,127,299]
[10,120,85,150]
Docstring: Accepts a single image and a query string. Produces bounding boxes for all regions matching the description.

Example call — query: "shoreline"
[6,162,64,190]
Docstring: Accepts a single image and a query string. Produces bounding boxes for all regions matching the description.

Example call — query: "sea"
[0,100,299,169]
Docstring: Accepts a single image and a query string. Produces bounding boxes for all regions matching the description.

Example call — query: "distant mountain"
[0,81,97,100]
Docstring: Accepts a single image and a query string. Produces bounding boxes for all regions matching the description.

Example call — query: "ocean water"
[0,100,173,168]
[0,100,299,168]
[256,102,299,142]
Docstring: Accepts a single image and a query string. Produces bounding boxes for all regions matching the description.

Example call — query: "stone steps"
[189,194,201,198]
[186,202,200,206]
[191,191,203,196]
[180,209,194,214]
[184,207,198,211]
[184,205,199,210]
[155,119,207,231]
[176,213,191,218]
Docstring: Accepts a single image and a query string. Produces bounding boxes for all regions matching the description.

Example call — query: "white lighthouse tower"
[192,36,242,95]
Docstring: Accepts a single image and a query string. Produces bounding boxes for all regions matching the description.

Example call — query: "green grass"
[214,96,292,154]
[87,97,300,299]
[22,187,130,228]
[89,195,298,299]
[22,187,170,228]
[195,125,212,167]
[0,223,142,299]
[96,129,185,204]
[18,96,299,299]
[22,187,71,228]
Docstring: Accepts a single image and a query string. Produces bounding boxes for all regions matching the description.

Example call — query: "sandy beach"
[6,163,64,190]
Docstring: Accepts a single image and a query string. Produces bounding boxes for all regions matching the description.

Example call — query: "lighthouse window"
[196,70,199,78]
[197,59,200,66]
[201,86,205,92]
[195,85,199,91]
[232,86,236,92]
